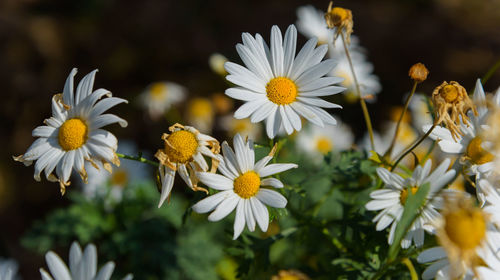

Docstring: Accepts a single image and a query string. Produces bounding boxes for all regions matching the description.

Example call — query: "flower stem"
[390,122,436,171]
[401,258,418,280]
[116,152,159,167]
[340,31,375,150]
[384,81,418,158]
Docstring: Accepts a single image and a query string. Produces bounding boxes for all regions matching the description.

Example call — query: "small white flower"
[365,159,456,248]
[192,134,297,239]
[0,258,19,280]
[39,241,133,280]
[81,140,149,202]
[14,68,128,194]
[409,93,433,131]
[155,124,220,208]
[209,53,228,76]
[225,24,344,139]
[296,5,332,44]
[186,98,215,134]
[139,82,186,120]
[295,119,353,160]
[219,114,262,141]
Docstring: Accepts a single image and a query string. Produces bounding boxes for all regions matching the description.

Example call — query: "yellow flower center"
[280,276,300,280]
[444,207,487,250]
[150,83,167,101]
[164,130,199,163]
[440,85,459,103]
[58,118,88,151]
[328,7,350,26]
[266,77,298,105]
[233,171,261,199]
[467,137,494,165]
[316,137,332,155]
[189,98,213,118]
[110,169,128,187]
[400,186,419,205]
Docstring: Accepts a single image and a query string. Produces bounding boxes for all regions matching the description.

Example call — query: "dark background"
[1,0,499,278]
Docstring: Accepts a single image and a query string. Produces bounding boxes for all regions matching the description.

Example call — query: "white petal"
[40,269,55,280]
[279,106,294,135]
[45,251,72,280]
[69,242,82,278]
[193,190,234,214]
[158,167,175,208]
[250,102,277,123]
[89,97,128,119]
[233,199,246,239]
[270,25,284,76]
[250,198,269,232]
[89,114,127,129]
[265,107,281,139]
[284,105,302,131]
[296,97,342,108]
[256,189,287,208]
[283,25,297,76]
[225,87,264,101]
[33,126,57,138]
[208,193,239,221]
[261,178,284,188]
[75,69,97,103]
[295,59,336,86]
[300,77,344,92]
[234,99,268,119]
[197,172,234,191]
[365,199,398,211]
[258,163,298,177]
[289,38,317,79]
[290,102,323,127]
[82,244,97,279]
[244,199,256,231]
[94,262,115,280]
[62,68,77,107]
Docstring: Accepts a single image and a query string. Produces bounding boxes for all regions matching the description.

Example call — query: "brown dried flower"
[432,81,478,141]
[324,2,353,44]
[409,63,429,83]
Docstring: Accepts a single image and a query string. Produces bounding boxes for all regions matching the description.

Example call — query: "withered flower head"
[324,1,353,44]
[432,81,478,141]
[408,63,429,83]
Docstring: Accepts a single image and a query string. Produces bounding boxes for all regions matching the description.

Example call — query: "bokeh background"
[1,0,500,278]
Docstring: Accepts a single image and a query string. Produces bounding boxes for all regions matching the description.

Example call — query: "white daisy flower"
[154,124,220,208]
[296,5,332,45]
[295,118,353,161]
[365,159,456,248]
[328,45,381,102]
[224,24,344,139]
[0,258,19,280]
[423,79,500,203]
[219,114,262,141]
[81,140,149,203]
[139,81,186,120]
[14,68,128,194]
[192,134,298,239]
[417,194,500,280]
[40,241,132,280]
[186,97,215,134]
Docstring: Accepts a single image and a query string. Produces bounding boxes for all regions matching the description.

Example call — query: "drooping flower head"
[14,68,128,194]
[155,124,220,207]
[324,2,353,44]
[224,24,344,139]
[192,134,297,239]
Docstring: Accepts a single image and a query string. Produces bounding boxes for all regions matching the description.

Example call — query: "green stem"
[385,81,418,158]
[401,258,418,280]
[116,153,159,167]
[340,31,375,151]
[481,59,500,86]
[391,122,436,171]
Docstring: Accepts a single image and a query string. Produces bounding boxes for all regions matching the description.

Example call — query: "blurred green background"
[1,0,500,278]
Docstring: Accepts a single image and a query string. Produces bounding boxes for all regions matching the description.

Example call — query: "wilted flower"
[324,2,353,43]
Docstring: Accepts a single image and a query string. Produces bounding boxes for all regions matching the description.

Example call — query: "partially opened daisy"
[154,123,220,207]
[225,24,344,138]
[14,68,128,194]
[139,81,186,120]
[417,194,500,280]
[365,159,456,248]
[192,134,298,239]
[40,241,132,280]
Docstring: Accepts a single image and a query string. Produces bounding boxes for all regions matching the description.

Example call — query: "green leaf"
[387,182,430,262]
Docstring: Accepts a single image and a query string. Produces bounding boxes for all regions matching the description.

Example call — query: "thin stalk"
[481,58,500,86]
[117,153,159,167]
[384,81,418,157]
[340,31,375,151]
[391,122,436,171]
[401,258,418,280]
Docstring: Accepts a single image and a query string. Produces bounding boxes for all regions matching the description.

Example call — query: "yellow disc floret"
[444,207,487,250]
[188,98,213,118]
[150,83,167,101]
[164,130,199,163]
[233,171,261,199]
[466,137,494,165]
[400,186,419,205]
[440,85,459,103]
[110,169,128,187]
[58,118,88,151]
[316,137,332,155]
[266,77,298,105]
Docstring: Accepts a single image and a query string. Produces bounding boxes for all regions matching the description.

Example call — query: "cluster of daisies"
[11,2,500,280]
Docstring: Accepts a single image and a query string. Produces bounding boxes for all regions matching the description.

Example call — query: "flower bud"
[408,63,429,83]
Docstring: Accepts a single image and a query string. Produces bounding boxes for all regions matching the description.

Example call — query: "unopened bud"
[408,63,429,83]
